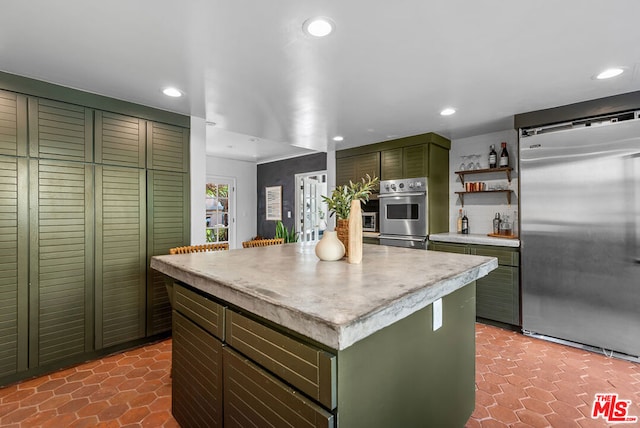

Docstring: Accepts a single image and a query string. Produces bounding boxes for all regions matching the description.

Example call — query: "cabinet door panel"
[355,152,380,186]
[0,156,28,378]
[224,347,334,428]
[173,311,223,427]
[381,148,403,180]
[336,157,356,186]
[473,246,519,267]
[476,266,519,325]
[0,90,27,157]
[29,159,94,367]
[28,98,93,162]
[429,242,468,254]
[95,111,146,168]
[146,122,189,172]
[147,170,189,335]
[226,310,336,410]
[95,166,146,348]
[403,144,428,178]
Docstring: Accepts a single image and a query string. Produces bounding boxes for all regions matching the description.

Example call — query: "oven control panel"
[380,177,427,194]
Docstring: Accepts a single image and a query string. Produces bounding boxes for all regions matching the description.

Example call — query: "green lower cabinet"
[223,347,334,428]
[476,265,520,325]
[430,241,521,326]
[336,283,476,428]
[171,282,476,428]
[172,311,223,427]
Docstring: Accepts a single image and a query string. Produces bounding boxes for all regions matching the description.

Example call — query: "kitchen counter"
[430,232,520,248]
[153,243,497,427]
[151,242,496,350]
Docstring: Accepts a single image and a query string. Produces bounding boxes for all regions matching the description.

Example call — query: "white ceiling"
[2,1,640,162]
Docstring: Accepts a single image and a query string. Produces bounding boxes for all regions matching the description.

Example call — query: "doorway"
[295,171,328,243]
[206,177,235,247]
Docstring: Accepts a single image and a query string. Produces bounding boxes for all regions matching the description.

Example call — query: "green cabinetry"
[171,281,476,428]
[29,159,95,367]
[0,90,27,157]
[0,156,28,378]
[381,144,428,180]
[0,72,190,386]
[430,241,520,326]
[336,151,380,188]
[171,284,224,427]
[337,133,451,235]
[95,165,146,349]
[147,170,189,335]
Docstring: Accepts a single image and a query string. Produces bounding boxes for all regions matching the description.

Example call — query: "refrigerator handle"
[632,154,640,264]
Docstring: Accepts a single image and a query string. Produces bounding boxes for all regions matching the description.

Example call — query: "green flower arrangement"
[322,174,379,220]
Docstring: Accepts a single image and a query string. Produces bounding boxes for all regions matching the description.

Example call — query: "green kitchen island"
[151,243,497,428]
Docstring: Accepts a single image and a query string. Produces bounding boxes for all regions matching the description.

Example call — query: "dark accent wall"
[257,153,327,238]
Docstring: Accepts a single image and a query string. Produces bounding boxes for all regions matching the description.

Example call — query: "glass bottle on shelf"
[499,142,509,168]
[457,209,463,234]
[461,211,469,234]
[489,145,497,169]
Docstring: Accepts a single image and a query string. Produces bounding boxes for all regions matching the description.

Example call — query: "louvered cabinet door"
[147,170,189,335]
[95,111,146,168]
[146,122,189,172]
[95,166,146,348]
[28,98,93,162]
[29,159,94,367]
[0,156,28,379]
[0,90,27,157]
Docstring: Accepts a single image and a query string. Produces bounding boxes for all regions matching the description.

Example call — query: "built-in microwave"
[362,212,377,232]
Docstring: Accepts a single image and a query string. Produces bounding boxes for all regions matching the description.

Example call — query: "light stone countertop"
[151,243,497,350]
[429,232,520,248]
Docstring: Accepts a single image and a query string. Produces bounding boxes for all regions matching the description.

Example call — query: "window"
[206,179,233,244]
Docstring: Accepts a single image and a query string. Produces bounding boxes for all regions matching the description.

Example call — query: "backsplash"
[449,130,519,235]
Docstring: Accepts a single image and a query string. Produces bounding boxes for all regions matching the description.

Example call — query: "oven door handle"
[378,192,426,198]
[378,235,427,242]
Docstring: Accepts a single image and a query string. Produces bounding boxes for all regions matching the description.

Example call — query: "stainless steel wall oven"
[378,178,428,249]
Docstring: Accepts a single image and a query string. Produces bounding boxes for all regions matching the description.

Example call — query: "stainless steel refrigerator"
[520,115,640,359]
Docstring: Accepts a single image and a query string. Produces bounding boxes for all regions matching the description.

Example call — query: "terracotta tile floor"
[1,324,639,427]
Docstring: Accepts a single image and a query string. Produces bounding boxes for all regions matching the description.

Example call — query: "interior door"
[295,171,327,243]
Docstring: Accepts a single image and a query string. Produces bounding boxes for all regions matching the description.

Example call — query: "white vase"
[315,230,345,261]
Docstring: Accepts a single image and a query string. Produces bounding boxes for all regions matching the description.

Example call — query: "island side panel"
[336,282,476,428]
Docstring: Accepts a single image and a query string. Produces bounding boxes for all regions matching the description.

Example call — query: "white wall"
[190,117,207,245]
[206,155,257,249]
[449,130,519,235]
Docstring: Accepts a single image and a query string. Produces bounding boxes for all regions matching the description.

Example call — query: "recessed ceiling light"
[162,87,183,97]
[440,108,456,116]
[595,68,624,80]
[303,17,335,37]
[332,135,344,142]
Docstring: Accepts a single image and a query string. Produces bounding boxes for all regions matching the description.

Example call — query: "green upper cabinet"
[147,170,190,335]
[95,166,146,349]
[0,90,27,157]
[0,156,28,378]
[95,111,146,168]
[336,152,380,188]
[381,144,428,180]
[28,98,93,162]
[147,122,189,172]
[29,159,94,368]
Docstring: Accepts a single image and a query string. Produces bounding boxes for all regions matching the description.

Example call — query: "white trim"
[206,175,237,249]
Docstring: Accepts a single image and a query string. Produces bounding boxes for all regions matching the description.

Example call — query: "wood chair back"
[241,238,284,248]
[169,243,229,254]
